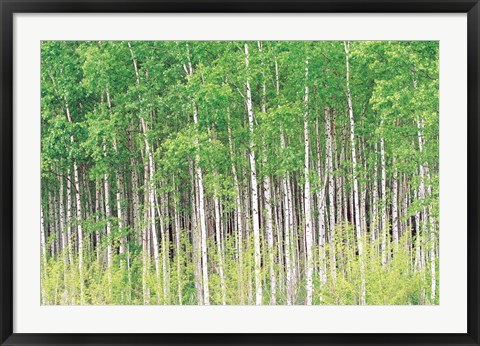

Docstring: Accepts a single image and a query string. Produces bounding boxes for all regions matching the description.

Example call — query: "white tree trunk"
[157,193,169,304]
[425,166,436,303]
[325,107,337,280]
[372,143,379,246]
[143,118,160,279]
[214,178,227,305]
[103,142,113,268]
[116,172,125,256]
[417,116,436,303]
[59,176,67,281]
[303,59,314,305]
[142,162,150,304]
[66,169,73,265]
[190,160,204,304]
[380,135,388,266]
[48,192,54,257]
[173,176,182,304]
[276,57,293,304]
[40,207,47,304]
[129,131,140,245]
[245,43,262,305]
[227,112,244,303]
[275,56,300,303]
[282,171,293,305]
[106,90,126,259]
[258,42,276,305]
[65,104,84,304]
[263,172,276,304]
[41,208,47,260]
[287,177,298,298]
[392,159,399,250]
[73,160,84,303]
[193,104,210,305]
[316,117,328,285]
[95,180,102,263]
[344,41,365,305]
[128,43,160,280]
[414,77,436,302]
[183,43,210,305]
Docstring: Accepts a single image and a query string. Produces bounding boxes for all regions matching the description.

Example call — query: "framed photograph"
[1,1,478,345]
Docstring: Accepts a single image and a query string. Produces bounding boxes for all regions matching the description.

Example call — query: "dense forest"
[41,41,439,305]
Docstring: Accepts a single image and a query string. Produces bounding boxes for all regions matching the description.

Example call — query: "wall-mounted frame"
[1,1,479,345]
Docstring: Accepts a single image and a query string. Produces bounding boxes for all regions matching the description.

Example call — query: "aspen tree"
[103,141,113,268]
[392,158,399,250]
[213,135,227,305]
[315,117,328,285]
[325,107,337,279]
[193,103,210,305]
[372,143,379,246]
[258,42,276,304]
[227,111,245,303]
[344,41,366,304]
[173,175,182,304]
[303,57,314,305]
[245,43,262,305]
[380,134,388,266]
[275,57,293,304]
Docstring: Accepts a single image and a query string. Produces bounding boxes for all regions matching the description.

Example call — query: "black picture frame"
[1,1,479,345]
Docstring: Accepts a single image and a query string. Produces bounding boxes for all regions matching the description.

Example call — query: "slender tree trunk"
[274,181,285,292]
[41,207,47,304]
[184,43,210,305]
[142,152,150,304]
[303,58,314,305]
[287,177,298,299]
[116,170,125,256]
[48,192,54,257]
[245,43,262,305]
[258,42,276,305]
[65,104,84,304]
[425,166,436,303]
[105,90,127,260]
[316,117,328,285]
[158,192,169,304]
[41,207,47,260]
[282,149,293,305]
[417,114,436,303]
[392,158,399,251]
[213,170,227,305]
[73,161,84,303]
[54,190,61,257]
[413,77,437,303]
[103,142,113,268]
[129,131,140,244]
[341,139,348,225]
[276,57,293,304]
[190,159,204,304]
[227,112,244,303]
[66,169,73,265]
[372,143,379,247]
[95,180,101,264]
[128,43,160,282]
[173,176,182,304]
[193,104,210,305]
[344,41,365,305]
[380,134,388,266]
[325,107,337,280]
[59,176,67,280]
